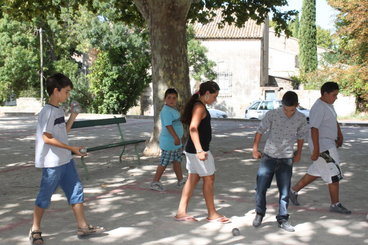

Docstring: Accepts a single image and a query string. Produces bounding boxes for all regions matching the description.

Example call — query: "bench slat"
[72,117,126,129]
[86,139,146,152]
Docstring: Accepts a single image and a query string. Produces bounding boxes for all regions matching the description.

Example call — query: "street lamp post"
[38,27,44,105]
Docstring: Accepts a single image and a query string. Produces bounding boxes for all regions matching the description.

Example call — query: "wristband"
[196,150,204,153]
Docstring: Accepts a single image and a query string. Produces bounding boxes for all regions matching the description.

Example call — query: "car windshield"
[249,102,260,110]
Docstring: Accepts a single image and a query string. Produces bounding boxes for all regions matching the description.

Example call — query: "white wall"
[286,90,356,117]
[195,39,262,118]
[268,29,328,78]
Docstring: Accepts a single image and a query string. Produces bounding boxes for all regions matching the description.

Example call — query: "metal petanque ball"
[80,148,87,154]
[71,101,82,114]
[232,228,240,236]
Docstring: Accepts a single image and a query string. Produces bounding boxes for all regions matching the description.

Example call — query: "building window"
[265,90,276,100]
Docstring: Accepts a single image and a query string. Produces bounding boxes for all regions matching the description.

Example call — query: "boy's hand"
[336,136,343,148]
[174,136,180,145]
[311,150,319,161]
[71,146,87,157]
[293,154,301,163]
[252,150,262,159]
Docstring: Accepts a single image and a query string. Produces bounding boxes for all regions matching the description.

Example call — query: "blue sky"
[282,0,338,31]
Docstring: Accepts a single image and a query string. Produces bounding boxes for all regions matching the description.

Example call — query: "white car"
[244,100,309,121]
[208,108,228,118]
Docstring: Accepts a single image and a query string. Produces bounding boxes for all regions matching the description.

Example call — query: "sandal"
[207,216,231,224]
[77,224,105,238]
[29,229,44,245]
[175,215,198,222]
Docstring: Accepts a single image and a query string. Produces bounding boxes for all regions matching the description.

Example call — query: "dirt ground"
[0,114,367,245]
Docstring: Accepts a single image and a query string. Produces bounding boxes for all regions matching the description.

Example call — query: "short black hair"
[282,91,299,106]
[45,73,73,96]
[321,81,339,95]
[164,88,178,98]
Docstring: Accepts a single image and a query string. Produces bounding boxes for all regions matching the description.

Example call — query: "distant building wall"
[281,90,356,117]
[194,39,262,118]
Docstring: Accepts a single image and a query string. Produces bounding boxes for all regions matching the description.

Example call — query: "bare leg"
[71,203,88,228]
[30,206,45,244]
[31,206,45,231]
[328,182,339,204]
[202,175,223,220]
[152,165,166,182]
[172,161,184,181]
[292,174,318,192]
[176,173,200,218]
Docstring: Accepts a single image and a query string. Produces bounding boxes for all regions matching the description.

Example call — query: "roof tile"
[194,14,263,39]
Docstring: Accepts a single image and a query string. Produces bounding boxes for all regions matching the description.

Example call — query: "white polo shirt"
[308,98,338,152]
[35,104,72,168]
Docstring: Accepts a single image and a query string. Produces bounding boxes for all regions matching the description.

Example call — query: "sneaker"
[77,224,105,238]
[278,220,295,232]
[150,181,164,191]
[252,213,263,227]
[329,203,352,214]
[289,189,300,206]
[177,178,186,188]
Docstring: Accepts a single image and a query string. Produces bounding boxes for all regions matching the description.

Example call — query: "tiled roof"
[193,13,264,39]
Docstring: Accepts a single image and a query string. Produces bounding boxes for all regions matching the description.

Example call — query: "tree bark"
[134,0,192,155]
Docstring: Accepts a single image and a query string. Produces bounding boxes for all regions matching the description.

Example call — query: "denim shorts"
[160,148,183,167]
[35,159,84,208]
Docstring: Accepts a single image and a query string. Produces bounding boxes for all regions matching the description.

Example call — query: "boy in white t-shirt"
[289,82,351,214]
[29,74,104,245]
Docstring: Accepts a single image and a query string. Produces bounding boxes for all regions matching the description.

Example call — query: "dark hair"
[45,73,73,96]
[282,91,298,106]
[321,81,339,95]
[181,81,220,125]
[164,88,178,98]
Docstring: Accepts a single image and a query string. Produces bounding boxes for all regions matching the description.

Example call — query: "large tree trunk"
[134,0,192,155]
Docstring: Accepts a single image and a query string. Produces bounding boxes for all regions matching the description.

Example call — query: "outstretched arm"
[293,139,304,163]
[336,122,343,148]
[252,132,263,159]
[311,127,320,161]
[42,132,86,156]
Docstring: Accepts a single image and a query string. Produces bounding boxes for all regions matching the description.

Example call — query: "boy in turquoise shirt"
[150,88,185,191]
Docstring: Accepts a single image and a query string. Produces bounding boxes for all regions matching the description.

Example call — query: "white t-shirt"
[35,104,72,168]
[308,98,338,152]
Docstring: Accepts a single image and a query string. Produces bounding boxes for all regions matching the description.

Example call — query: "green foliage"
[316,27,334,49]
[87,21,151,115]
[290,14,300,38]
[187,26,216,81]
[299,0,317,73]
[0,15,39,103]
[188,0,297,37]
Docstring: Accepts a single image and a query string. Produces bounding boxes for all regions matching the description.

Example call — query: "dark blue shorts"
[35,159,84,208]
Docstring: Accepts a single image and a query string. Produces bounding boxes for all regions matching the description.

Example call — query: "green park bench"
[71,117,146,179]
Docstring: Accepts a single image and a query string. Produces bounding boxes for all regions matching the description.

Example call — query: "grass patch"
[338,112,368,121]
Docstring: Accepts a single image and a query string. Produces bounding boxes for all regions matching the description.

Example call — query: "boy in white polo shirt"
[289,82,351,214]
[29,73,104,245]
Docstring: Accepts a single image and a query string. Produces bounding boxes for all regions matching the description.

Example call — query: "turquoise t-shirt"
[159,105,184,151]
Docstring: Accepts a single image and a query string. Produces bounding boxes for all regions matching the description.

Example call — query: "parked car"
[208,108,228,118]
[244,100,309,121]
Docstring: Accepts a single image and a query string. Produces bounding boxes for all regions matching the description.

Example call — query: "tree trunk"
[134,0,192,155]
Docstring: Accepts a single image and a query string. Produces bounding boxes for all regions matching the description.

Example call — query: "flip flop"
[206,216,231,224]
[175,216,198,222]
